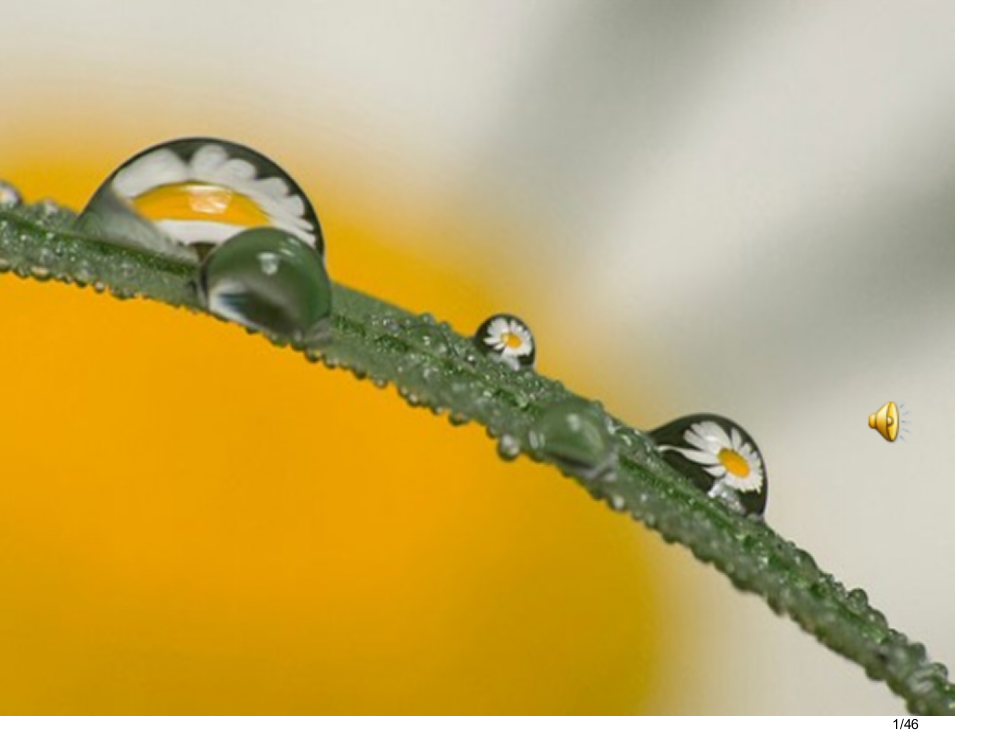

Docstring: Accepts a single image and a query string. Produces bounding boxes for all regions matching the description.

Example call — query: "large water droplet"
[0,181,22,208]
[76,138,324,264]
[529,398,616,480]
[200,227,331,340]
[649,413,768,516]
[474,313,536,371]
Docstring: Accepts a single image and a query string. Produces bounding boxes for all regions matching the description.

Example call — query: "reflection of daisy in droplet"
[480,315,535,370]
[112,141,318,250]
[660,420,764,493]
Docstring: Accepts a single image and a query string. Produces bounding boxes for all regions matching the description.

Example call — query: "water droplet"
[0,181,22,207]
[648,413,768,516]
[847,588,869,609]
[791,548,817,572]
[410,322,452,357]
[200,227,331,340]
[907,662,946,698]
[448,412,470,427]
[497,434,521,461]
[474,313,536,371]
[76,137,323,264]
[529,398,617,480]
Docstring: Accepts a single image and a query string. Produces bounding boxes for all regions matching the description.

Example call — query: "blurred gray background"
[0,0,953,714]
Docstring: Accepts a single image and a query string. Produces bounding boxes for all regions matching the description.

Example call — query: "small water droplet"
[529,398,617,480]
[847,588,869,609]
[410,323,451,357]
[474,313,535,371]
[497,434,521,461]
[0,181,22,207]
[72,263,95,286]
[448,412,470,426]
[200,227,331,341]
[76,137,324,264]
[649,413,768,516]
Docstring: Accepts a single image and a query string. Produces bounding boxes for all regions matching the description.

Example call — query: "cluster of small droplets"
[0,195,196,306]
[651,504,953,714]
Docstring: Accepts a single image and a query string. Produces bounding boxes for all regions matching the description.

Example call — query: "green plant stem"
[0,195,955,715]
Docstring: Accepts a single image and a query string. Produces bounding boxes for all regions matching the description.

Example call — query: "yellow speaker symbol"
[868,401,899,442]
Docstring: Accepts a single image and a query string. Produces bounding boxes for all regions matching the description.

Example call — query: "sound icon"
[868,401,911,443]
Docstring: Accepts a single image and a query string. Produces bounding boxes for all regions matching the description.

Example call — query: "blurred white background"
[0,0,953,714]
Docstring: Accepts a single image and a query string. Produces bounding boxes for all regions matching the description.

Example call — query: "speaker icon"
[868,401,910,443]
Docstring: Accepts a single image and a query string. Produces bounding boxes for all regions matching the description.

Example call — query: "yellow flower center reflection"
[0,137,684,714]
[500,331,523,350]
[718,448,751,478]
[133,182,269,226]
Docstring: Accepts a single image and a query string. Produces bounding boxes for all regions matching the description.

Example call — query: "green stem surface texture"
[0,195,955,715]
